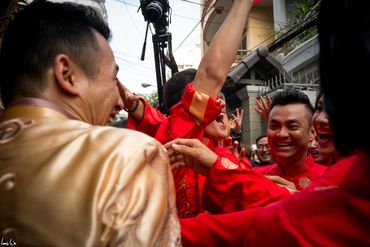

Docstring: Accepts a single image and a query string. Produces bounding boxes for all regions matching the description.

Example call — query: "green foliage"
[290,0,311,27]
[274,0,319,56]
[112,91,159,124]
[114,110,127,122]
[142,91,159,109]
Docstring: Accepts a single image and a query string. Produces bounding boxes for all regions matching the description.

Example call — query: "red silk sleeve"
[202,157,291,214]
[155,84,221,144]
[127,98,165,137]
[181,208,260,247]
[181,155,370,247]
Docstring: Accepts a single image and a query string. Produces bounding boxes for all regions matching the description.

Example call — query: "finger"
[165,138,194,149]
[118,85,129,103]
[168,152,176,163]
[171,161,187,170]
[235,108,239,117]
[231,141,239,155]
[164,146,177,156]
[173,138,197,147]
[169,148,180,156]
[166,148,176,157]
[128,94,140,101]
[261,96,268,109]
[233,140,239,150]
[171,143,196,156]
[169,154,178,163]
[169,152,184,162]
[164,141,174,149]
[267,96,272,105]
[239,109,244,119]
[117,81,125,93]
[239,147,246,160]
[266,175,290,185]
[118,82,131,99]
[255,98,262,109]
[253,105,262,113]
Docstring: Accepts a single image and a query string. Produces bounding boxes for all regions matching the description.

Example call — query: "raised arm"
[253,95,271,122]
[193,0,253,98]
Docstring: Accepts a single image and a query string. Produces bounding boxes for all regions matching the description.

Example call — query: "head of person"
[319,0,370,155]
[308,135,336,165]
[310,89,341,165]
[0,0,122,125]
[204,92,232,141]
[163,70,230,141]
[267,88,315,166]
[163,68,197,113]
[255,135,274,165]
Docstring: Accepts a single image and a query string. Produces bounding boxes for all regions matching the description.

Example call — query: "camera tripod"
[141,11,178,114]
[152,30,177,114]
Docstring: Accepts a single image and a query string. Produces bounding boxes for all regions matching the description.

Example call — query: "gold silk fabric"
[188,90,209,126]
[0,104,181,247]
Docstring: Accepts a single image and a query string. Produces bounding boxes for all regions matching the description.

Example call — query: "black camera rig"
[139,0,178,114]
[140,0,169,24]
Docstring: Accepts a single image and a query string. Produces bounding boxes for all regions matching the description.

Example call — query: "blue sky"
[105,0,201,95]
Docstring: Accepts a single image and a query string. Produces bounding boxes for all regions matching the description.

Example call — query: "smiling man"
[253,89,327,190]
[253,135,274,167]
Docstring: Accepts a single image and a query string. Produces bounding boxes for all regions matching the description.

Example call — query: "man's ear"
[309,126,316,142]
[53,54,80,96]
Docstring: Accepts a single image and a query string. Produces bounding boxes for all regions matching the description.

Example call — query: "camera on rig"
[139,0,169,24]
[138,0,177,114]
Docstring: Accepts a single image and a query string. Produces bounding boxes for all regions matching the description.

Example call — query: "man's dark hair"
[270,88,314,126]
[256,134,267,145]
[163,68,196,113]
[0,0,111,107]
[319,0,370,154]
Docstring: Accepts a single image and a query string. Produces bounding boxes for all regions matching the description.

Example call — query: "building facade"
[201,0,320,146]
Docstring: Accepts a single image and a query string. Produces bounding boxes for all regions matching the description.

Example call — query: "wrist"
[124,98,139,113]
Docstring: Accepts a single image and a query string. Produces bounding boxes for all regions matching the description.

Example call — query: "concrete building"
[167,43,201,79]
[201,0,320,146]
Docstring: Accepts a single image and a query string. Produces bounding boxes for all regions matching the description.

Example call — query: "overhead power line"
[174,0,219,51]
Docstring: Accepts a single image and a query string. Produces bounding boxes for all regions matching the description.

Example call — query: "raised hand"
[231,107,244,134]
[223,137,246,162]
[253,95,271,122]
[117,81,139,110]
[164,138,218,176]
